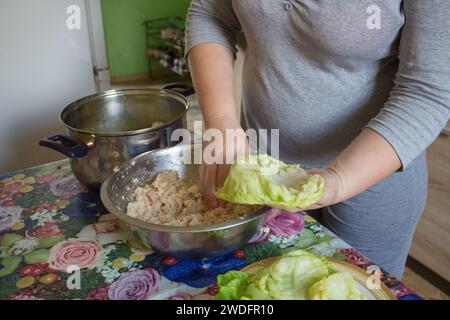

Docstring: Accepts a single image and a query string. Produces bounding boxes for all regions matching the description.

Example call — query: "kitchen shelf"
[144,17,189,79]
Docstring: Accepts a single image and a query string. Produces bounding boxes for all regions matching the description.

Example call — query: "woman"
[185,0,450,279]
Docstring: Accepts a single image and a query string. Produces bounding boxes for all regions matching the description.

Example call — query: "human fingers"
[202,164,219,209]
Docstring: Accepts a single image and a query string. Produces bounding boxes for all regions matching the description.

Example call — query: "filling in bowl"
[126,170,260,226]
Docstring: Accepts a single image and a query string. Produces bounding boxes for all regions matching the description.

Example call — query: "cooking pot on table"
[39,83,194,189]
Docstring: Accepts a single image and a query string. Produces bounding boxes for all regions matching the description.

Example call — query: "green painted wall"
[101,0,191,78]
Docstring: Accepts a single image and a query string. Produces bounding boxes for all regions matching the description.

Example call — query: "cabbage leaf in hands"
[216,155,325,209]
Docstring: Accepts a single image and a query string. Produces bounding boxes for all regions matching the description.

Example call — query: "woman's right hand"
[200,115,249,209]
[187,43,246,208]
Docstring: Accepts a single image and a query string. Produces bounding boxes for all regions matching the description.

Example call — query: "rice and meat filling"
[126,170,259,226]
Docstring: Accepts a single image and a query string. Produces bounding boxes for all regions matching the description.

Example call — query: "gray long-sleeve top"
[185,0,450,169]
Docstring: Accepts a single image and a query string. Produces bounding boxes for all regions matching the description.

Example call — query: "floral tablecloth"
[0,160,421,300]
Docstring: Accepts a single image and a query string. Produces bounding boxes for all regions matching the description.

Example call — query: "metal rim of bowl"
[60,88,190,137]
[99,148,270,234]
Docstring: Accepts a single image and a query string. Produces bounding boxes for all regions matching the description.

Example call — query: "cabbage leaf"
[216,155,325,209]
[309,272,367,300]
[214,250,367,300]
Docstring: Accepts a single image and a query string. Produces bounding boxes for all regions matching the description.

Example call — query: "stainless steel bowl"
[100,144,269,259]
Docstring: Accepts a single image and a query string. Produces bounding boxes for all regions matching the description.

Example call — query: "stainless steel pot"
[40,83,194,189]
[100,144,269,259]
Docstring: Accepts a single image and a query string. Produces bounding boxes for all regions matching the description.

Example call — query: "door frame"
[85,0,111,92]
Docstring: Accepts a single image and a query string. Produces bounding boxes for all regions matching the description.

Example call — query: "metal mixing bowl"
[100,144,269,259]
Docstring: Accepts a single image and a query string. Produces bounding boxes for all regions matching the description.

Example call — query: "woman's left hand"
[304,168,343,210]
[282,168,344,212]
[276,128,403,213]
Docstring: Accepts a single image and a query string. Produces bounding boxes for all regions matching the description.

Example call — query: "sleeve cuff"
[184,36,237,60]
[365,120,412,170]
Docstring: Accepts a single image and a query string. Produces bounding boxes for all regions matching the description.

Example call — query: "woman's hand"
[303,128,402,210]
[280,167,344,212]
[200,115,249,209]
[188,43,243,209]
[302,168,344,210]
[287,128,402,212]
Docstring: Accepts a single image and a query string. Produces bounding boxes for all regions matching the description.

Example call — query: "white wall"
[0,0,96,173]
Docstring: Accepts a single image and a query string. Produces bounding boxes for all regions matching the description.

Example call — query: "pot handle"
[39,135,89,159]
[163,83,195,97]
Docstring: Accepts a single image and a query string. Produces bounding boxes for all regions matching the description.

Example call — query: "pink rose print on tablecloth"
[108,268,161,300]
[166,292,193,300]
[93,219,120,234]
[49,176,86,198]
[27,199,70,216]
[0,206,23,232]
[36,173,60,184]
[263,209,305,237]
[49,239,103,272]
[30,223,64,238]
[0,174,35,206]
[86,285,110,300]
[2,175,35,194]
[76,217,135,246]
[204,284,219,296]
[4,180,30,194]
[340,248,372,269]
[390,282,417,299]
[248,228,270,244]
[10,293,46,300]
[4,180,24,194]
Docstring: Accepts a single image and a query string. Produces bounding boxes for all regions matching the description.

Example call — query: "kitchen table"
[0,160,421,300]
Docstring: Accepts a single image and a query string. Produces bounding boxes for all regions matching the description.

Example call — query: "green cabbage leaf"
[216,155,325,209]
[309,272,367,300]
[214,250,367,300]
[214,270,249,300]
